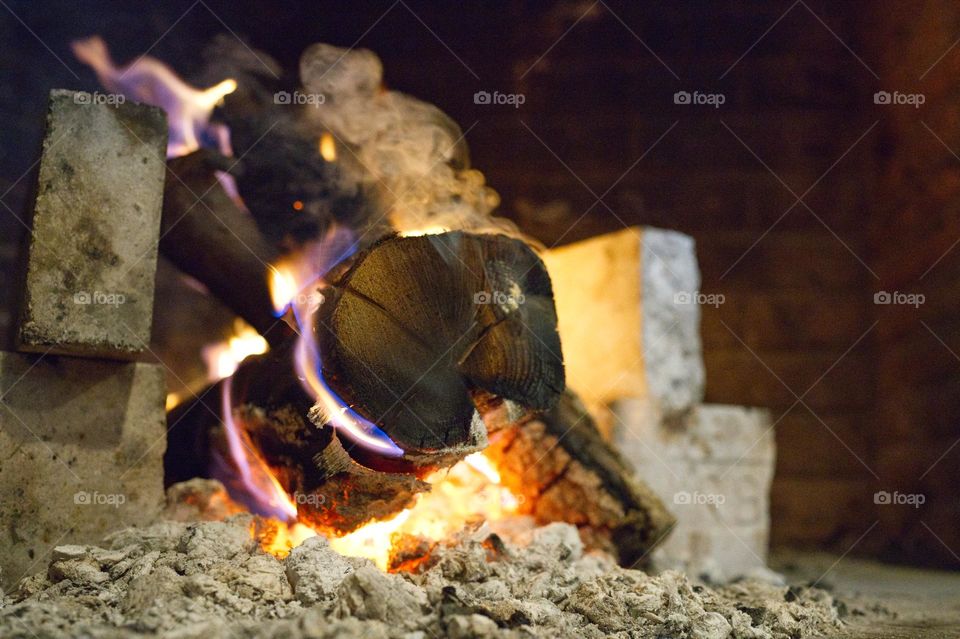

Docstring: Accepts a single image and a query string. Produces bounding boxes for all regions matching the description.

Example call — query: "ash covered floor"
[772,551,960,639]
[1,480,957,638]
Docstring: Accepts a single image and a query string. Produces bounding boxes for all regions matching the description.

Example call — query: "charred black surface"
[202,36,389,248]
[160,150,285,345]
[315,231,565,454]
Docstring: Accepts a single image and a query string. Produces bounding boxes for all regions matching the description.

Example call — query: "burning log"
[164,339,433,533]
[486,390,676,567]
[159,150,283,344]
[314,231,565,456]
[166,230,566,532]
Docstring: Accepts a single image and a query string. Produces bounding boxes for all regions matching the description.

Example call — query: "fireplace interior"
[1,2,959,638]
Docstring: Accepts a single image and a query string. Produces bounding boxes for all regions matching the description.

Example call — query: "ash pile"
[0,481,842,639]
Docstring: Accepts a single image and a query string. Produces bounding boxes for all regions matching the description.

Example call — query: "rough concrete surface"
[614,399,775,581]
[641,227,705,415]
[0,351,167,590]
[17,89,167,359]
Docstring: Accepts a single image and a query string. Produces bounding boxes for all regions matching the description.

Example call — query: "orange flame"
[327,452,519,570]
[319,132,337,162]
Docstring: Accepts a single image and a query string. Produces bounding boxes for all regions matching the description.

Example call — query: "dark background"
[1,1,958,568]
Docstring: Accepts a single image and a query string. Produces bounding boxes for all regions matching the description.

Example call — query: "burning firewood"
[486,390,676,566]
[160,150,283,344]
[142,37,671,565]
[165,229,566,532]
[313,231,565,456]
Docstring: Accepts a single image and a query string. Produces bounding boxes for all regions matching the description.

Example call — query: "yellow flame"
[464,452,501,483]
[165,392,182,411]
[202,318,269,381]
[319,132,337,162]
[197,78,237,110]
[325,452,519,570]
[269,262,300,314]
[399,225,449,237]
[260,522,318,559]
[328,510,411,569]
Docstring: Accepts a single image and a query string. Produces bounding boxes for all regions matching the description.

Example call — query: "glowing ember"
[201,318,269,381]
[328,452,519,570]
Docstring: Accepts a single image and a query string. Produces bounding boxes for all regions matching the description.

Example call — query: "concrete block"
[0,351,166,590]
[612,399,774,581]
[17,89,167,359]
[542,226,704,417]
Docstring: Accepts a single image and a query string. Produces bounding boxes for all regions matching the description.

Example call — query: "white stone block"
[612,399,775,581]
[542,227,704,417]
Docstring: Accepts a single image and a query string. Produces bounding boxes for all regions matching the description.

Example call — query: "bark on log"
[485,389,676,567]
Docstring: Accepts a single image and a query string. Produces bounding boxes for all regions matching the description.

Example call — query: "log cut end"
[314,232,565,455]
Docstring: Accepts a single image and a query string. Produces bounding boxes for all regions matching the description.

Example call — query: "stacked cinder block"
[0,90,168,590]
[544,226,775,581]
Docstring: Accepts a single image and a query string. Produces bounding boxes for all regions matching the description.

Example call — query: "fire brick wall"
[446,1,883,556]
[860,2,960,568]
[0,0,956,566]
